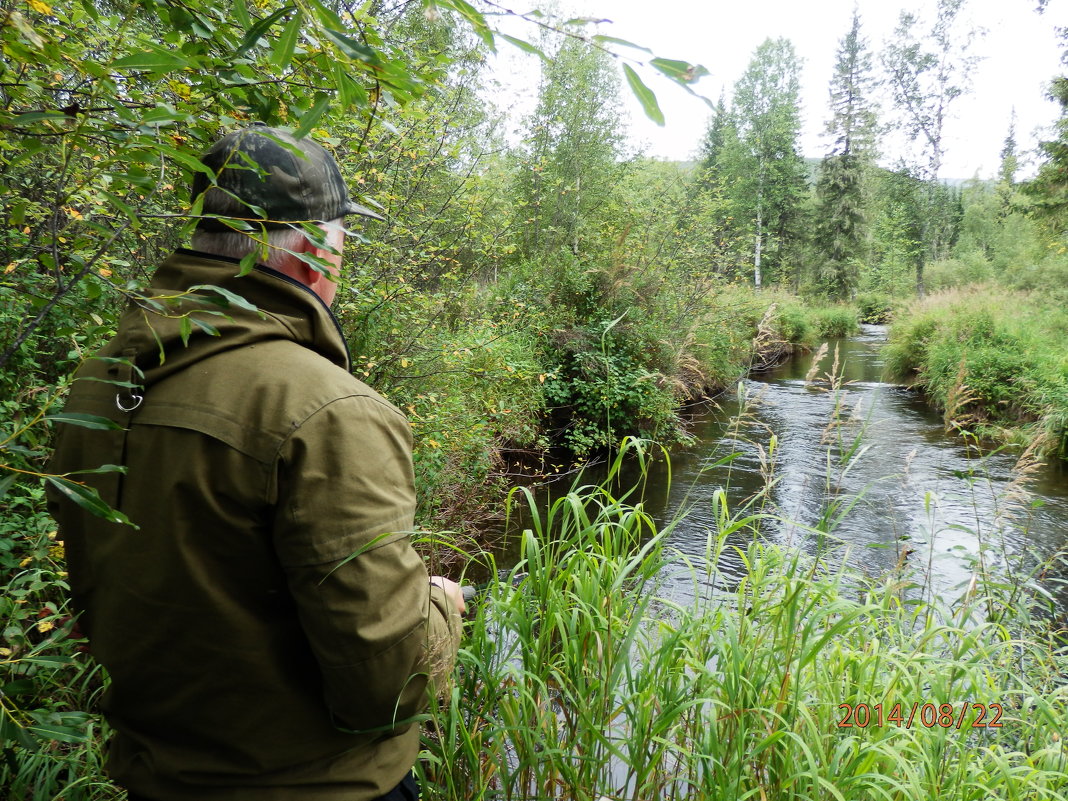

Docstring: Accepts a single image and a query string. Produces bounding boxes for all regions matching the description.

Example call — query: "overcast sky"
[487,0,1068,179]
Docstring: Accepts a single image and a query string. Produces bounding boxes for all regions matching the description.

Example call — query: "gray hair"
[190,218,343,271]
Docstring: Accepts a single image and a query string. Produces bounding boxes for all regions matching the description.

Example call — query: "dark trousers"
[125,771,420,801]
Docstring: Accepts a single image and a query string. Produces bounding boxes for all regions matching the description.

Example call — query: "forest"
[2,0,1068,798]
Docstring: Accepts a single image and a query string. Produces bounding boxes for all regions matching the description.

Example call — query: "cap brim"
[344,200,385,221]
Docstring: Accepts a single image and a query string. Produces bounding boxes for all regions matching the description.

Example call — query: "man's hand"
[430,576,466,615]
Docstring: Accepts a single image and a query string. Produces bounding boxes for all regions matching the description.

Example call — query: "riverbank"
[884,285,1068,459]
[394,283,864,534]
[423,442,1068,800]
[7,436,1067,800]
[0,285,865,797]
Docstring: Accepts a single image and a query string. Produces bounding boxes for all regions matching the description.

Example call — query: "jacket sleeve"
[271,393,461,733]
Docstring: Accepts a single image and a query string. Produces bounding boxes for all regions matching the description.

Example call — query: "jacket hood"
[113,249,351,389]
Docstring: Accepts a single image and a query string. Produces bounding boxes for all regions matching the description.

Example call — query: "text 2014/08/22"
[837,702,1004,729]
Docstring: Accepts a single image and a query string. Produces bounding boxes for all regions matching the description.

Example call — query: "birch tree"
[882,0,981,295]
[724,38,807,289]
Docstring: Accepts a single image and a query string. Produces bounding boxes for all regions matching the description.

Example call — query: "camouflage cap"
[191,123,384,231]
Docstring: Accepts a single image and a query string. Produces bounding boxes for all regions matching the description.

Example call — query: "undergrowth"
[421,439,1068,801]
[884,285,1068,458]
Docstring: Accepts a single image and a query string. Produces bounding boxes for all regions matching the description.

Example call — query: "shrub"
[855,292,894,324]
[808,305,860,338]
[885,287,1068,456]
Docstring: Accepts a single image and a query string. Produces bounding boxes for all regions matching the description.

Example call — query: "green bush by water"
[885,286,1068,457]
[770,298,861,350]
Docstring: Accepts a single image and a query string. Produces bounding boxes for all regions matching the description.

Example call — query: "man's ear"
[296,236,329,285]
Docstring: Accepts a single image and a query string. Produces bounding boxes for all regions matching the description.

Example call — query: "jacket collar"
[117,249,352,389]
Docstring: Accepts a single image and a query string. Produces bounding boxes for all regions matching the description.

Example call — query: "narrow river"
[618,324,1068,610]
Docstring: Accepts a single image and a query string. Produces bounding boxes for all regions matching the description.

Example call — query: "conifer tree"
[996,110,1019,215]
[697,93,732,187]
[814,9,878,299]
[999,110,1020,187]
[1025,4,1068,226]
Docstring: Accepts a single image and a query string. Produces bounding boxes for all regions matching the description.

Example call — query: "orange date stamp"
[837,702,1004,729]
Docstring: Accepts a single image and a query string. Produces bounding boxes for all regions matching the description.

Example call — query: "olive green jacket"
[46,249,461,800]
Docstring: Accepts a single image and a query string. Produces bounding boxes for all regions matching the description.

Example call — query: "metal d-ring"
[116,392,144,412]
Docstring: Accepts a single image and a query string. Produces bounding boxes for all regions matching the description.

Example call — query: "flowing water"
[630,324,1068,609]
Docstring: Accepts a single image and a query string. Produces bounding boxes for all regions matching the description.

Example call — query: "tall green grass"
[6,429,1067,800]
[420,439,1068,800]
[885,286,1068,457]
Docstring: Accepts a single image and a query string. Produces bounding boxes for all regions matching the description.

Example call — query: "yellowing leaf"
[37,620,55,633]
[427,439,440,448]
[168,79,191,100]
[4,263,17,274]
[65,206,83,220]
[28,0,52,14]
[98,268,112,278]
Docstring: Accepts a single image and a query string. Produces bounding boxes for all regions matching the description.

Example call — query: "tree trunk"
[754,202,763,289]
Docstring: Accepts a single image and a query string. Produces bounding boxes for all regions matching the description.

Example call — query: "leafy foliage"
[885,287,1068,454]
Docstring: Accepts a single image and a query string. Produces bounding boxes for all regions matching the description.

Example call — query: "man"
[46,124,465,801]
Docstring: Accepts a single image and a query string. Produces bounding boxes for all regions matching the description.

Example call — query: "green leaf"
[189,285,261,314]
[332,62,369,109]
[191,317,221,337]
[70,464,127,476]
[13,111,69,124]
[27,723,91,745]
[307,0,344,30]
[294,94,331,139]
[650,57,709,84]
[495,33,546,61]
[140,105,191,126]
[233,0,250,29]
[0,716,35,751]
[591,35,652,54]
[273,10,302,69]
[179,315,192,346]
[45,412,125,431]
[322,28,382,67]
[237,251,259,277]
[1,679,36,697]
[45,476,136,527]
[0,473,17,500]
[622,64,664,126]
[2,445,44,457]
[113,49,192,73]
[73,376,142,389]
[152,143,212,176]
[89,357,145,379]
[442,0,494,50]
[236,6,294,56]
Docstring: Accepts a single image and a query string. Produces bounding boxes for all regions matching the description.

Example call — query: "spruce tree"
[814,9,878,299]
